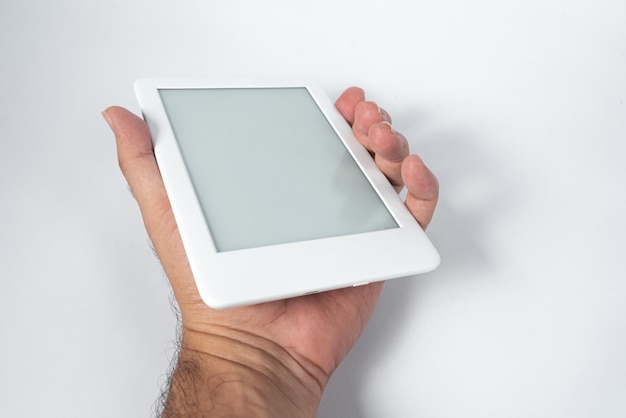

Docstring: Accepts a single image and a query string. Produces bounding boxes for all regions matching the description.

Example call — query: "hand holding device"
[103,86,439,416]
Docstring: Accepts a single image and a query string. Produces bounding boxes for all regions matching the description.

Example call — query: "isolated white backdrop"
[1,1,625,416]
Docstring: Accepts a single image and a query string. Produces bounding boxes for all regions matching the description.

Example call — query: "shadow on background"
[317,115,519,416]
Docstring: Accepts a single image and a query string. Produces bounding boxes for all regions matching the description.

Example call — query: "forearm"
[162,328,323,417]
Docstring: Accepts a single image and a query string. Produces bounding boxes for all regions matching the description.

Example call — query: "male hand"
[103,87,438,417]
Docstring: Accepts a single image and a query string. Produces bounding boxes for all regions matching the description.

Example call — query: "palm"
[179,277,383,378]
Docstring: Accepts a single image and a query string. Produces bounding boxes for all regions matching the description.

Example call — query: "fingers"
[402,155,439,229]
[370,122,409,191]
[335,87,438,229]
[352,101,390,150]
[353,100,406,191]
[335,87,365,125]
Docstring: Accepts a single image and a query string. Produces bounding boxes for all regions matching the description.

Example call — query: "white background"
[1,1,624,417]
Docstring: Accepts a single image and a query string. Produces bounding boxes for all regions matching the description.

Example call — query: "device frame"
[134,78,440,308]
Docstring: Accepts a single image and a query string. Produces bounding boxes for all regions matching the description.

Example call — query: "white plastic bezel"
[134,78,440,308]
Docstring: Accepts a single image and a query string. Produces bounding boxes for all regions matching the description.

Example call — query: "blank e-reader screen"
[158,87,398,252]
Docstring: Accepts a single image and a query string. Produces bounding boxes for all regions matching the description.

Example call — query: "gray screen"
[159,87,398,252]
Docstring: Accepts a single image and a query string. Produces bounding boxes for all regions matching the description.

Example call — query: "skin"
[103,87,438,417]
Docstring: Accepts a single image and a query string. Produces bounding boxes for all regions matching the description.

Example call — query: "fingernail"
[101,109,113,129]
[379,121,395,133]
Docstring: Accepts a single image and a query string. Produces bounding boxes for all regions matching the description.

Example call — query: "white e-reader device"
[134,78,440,308]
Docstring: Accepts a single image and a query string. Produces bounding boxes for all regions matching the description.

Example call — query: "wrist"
[162,326,324,417]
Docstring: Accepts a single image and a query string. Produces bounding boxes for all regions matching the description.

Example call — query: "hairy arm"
[161,329,320,417]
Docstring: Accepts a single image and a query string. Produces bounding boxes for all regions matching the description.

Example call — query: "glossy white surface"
[1,0,624,416]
